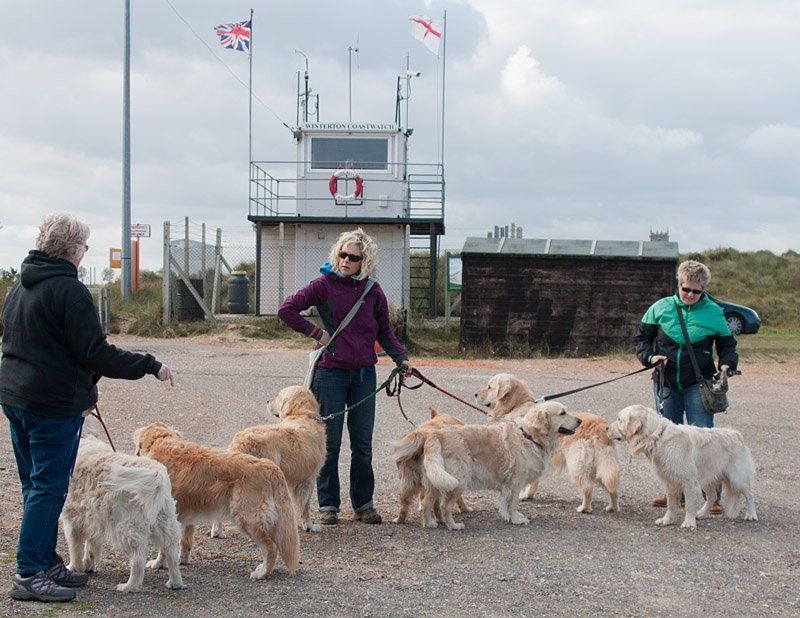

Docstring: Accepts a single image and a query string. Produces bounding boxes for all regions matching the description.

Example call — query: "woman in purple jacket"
[278,228,412,526]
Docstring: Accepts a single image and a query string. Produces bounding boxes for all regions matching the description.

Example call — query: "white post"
[162,220,171,324]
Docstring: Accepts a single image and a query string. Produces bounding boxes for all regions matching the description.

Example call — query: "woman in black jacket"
[0,214,174,603]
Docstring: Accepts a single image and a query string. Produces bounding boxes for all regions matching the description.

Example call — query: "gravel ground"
[1,335,798,617]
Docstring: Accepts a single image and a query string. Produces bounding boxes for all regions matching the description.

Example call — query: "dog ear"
[526,407,550,436]
[624,411,643,439]
[430,407,438,419]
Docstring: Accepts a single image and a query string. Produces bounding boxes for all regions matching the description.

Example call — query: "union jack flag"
[214,19,251,54]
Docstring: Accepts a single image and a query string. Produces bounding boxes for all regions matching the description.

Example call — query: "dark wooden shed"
[459,237,679,354]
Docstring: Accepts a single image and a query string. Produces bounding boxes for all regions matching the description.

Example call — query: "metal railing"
[249,160,444,220]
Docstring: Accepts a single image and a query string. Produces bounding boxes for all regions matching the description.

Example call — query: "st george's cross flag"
[215,19,251,54]
[409,15,442,55]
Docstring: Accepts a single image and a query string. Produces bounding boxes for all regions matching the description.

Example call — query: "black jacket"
[0,251,161,418]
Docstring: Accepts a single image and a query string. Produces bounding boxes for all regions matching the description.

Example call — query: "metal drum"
[176,279,204,321]
[227,271,250,314]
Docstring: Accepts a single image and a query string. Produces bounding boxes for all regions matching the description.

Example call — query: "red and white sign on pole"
[130,224,151,237]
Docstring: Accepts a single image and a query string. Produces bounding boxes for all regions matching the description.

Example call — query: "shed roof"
[461,237,679,258]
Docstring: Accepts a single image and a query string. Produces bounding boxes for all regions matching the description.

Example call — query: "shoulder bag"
[674,302,729,414]
[303,277,375,389]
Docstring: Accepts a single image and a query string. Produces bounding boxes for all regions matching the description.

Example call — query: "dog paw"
[576,505,592,513]
[250,564,268,580]
[510,514,530,525]
[744,513,758,521]
[166,580,185,590]
[423,520,438,529]
[146,558,163,571]
[680,520,697,529]
[605,505,617,512]
[307,522,322,533]
[116,583,138,593]
[447,522,465,530]
[655,516,672,526]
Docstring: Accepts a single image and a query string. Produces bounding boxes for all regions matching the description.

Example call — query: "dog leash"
[404,369,543,449]
[315,366,406,422]
[89,404,117,452]
[533,366,653,403]
[384,368,424,427]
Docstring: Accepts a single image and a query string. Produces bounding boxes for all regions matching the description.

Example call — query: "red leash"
[405,369,543,449]
[89,404,116,452]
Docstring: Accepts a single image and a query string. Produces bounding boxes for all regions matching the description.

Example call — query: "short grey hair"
[328,228,378,279]
[677,259,711,288]
[35,213,90,261]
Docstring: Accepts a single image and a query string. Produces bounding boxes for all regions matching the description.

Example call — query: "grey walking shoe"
[10,571,76,602]
[46,560,88,588]
[353,507,382,524]
[320,512,339,525]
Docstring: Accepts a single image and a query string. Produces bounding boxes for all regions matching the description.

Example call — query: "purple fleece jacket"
[278,273,408,370]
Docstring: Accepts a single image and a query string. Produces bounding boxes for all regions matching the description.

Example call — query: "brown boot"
[709,500,723,515]
[650,496,667,507]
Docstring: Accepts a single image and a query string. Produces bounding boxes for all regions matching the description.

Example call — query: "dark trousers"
[2,405,83,575]
[312,366,377,513]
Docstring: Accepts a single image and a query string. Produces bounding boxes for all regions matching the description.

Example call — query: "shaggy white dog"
[607,405,757,529]
[61,435,184,592]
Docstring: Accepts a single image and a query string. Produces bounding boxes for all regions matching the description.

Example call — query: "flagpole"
[248,8,253,164]
[440,11,447,200]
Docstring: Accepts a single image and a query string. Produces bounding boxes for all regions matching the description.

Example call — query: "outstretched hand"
[157,364,175,387]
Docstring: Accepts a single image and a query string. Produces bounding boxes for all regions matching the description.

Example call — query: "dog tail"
[272,480,300,575]
[421,437,459,492]
[102,463,174,524]
[596,443,620,489]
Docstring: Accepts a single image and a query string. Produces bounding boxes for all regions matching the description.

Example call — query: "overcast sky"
[2,0,799,276]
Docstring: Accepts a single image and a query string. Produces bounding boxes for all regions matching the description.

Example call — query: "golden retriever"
[476,373,620,513]
[419,402,581,530]
[61,434,184,593]
[607,405,757,528]
[211,385,325,535]
[133,422,299,579]
[392,407,472,525]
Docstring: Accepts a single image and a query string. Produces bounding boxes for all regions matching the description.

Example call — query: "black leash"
[534,366,653,402]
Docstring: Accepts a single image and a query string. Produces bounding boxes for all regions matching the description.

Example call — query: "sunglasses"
[680,286,703,295]
[338,251,363,263]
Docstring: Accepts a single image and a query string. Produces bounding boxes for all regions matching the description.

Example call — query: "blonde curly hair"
[677,260,711,288]
[36,213,90,261]
[328,228,378,280]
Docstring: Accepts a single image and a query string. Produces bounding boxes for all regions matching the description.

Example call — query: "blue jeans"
[2,405,83,575]
[652,383,720,499]
[653,382,714,428]
[312,366,377,514]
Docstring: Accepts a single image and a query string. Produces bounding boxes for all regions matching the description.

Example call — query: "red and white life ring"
[329,169,363,203]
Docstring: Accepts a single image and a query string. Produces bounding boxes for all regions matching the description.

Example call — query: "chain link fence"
[163,218,443,323]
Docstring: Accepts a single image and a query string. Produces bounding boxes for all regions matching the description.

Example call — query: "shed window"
[310,138,388,170]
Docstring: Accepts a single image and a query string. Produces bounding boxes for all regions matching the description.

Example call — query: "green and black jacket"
[634,294,738,391]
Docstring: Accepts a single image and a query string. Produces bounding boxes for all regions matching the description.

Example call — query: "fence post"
[184,216,189,277]
[445,251,450,330]
[201,222,207,303]
[162,220,171,324]
[403,224,411,318]
[278,222,285,311]
[212,228,222,314]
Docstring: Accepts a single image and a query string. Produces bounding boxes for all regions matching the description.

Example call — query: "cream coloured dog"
[392,407,472,525]
[211,385,325,535]
[607,405,757,528]
[133,422,299,579]
[420,402,581,530]
[61,433,184,593]
[476,373,620,513]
